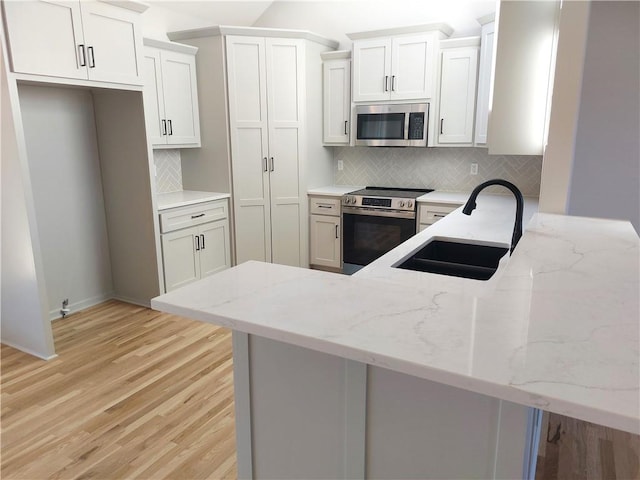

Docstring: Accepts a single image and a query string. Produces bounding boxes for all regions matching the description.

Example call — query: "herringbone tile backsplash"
[154,149,183,193]
[334,147,542,196]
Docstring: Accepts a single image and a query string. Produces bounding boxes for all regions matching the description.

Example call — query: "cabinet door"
[352,38,391,102]
[310,215,341,269]
[80,2,143,85]
[161,50,201,146]
[438,47,478,144]
[475,22,495,145]
[199,220,231,278]
[323,59,351,144]
[266,38,304,267]
[142,47,167,145]
[391,34,435,100]
[2,0,87,79]
[226,36,272,265]
[161,226,200,292]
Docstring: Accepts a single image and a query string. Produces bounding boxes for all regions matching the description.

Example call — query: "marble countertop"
[307,185,364,196]
[156,190,231,211]
[152,207,639,434]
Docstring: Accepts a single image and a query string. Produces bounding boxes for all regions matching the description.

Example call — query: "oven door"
[342,207,417,268]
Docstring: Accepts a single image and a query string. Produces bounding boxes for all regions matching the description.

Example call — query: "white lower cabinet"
[418,202,463,231]
[159,199,230,292]
[309,196,341,270]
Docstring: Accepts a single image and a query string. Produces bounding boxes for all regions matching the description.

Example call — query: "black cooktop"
[349,186,434,199]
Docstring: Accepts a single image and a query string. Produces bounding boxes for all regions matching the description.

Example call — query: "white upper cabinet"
[474,18,495,145]
[350,26,451,103]
[142,39,201,148]
[391,35,435,101]
[2,1,86,80]
[352,38,391,102]
[437,40,479,145]
[2,0,146,86]
[322,52,351,144]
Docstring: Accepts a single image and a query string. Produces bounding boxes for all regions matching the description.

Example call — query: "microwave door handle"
[404,113,410,140]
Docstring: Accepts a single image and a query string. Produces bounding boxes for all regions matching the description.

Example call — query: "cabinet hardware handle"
[167,119,173,135]
[191,213,205,219]
[318,205,332,209]
[391,75,396,91]
[161,119,167,136]
[344,120,348,135]
[263,157,268,172]
[433,214,446,218]
[440,119,444,135]
[87,46,95,68]
[195,235,200,251]
[384,75,389,92]
[200,234,205,249]
[78,44,86,67]
[335,225,339,239]
[270,157,274,172]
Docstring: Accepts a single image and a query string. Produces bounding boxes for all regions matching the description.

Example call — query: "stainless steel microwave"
[355,103,429,147]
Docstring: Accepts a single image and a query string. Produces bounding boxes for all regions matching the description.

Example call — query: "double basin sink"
[394,238,510,281]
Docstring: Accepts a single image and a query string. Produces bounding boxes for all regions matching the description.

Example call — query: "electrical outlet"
[337,160,344,171]
[470,163,478,175]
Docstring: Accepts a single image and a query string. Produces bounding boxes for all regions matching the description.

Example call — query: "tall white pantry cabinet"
[168,26,338,269]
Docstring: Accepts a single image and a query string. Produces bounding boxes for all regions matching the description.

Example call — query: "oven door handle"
[342,206,416,220]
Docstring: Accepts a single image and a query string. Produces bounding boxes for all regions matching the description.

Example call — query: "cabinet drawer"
[160,199,228,233]
[310,197,341,216]
[418,203,462,226]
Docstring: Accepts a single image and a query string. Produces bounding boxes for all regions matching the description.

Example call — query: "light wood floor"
[1,300,236,479]
[2,300,639,479]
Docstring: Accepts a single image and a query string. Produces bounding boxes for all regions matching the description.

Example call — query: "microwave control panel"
[408,112,425,140]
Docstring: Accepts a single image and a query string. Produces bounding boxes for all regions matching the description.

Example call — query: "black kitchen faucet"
[462,179,524,255]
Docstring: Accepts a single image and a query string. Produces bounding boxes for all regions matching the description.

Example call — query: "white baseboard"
[49,292,114,321]
[0,339,58,361]
[111,294,151,309]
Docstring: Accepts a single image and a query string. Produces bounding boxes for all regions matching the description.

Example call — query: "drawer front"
[418,203,462,226]
[160,199,228,233]
[310,196,341,216]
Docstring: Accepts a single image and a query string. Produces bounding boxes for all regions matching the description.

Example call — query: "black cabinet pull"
[263,157,268,172]
[167,119,173,136]
[78,44,86,67]
[191,213,205,219]
[195,235,200,251]
[87,46,95,68]
[200,234,205,249]
[391,75,396,91]
[344,120,348,135]
[384,75,389,92]
[270,157,274,172]
[440,119,444,135]
[161,119,167,136]
[335,225,339,239]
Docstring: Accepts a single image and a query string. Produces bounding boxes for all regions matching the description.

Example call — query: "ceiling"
[151,1,274,27]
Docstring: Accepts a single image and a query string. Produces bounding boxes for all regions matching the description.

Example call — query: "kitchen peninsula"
[151,196,639,479]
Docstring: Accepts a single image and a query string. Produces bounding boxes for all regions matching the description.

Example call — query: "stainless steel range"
[342,186,433,274]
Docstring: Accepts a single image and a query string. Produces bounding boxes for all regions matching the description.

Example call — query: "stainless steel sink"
[394,238,509,280]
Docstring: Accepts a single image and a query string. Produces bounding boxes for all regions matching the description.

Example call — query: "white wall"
[1,36,56,359]
[18,86,114,319]
[566,1,639,232]
[253,0,496,48]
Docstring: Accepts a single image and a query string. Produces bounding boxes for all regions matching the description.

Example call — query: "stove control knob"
[407,200,413,208]
[399,200,405,208]
[344,196,349,204]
